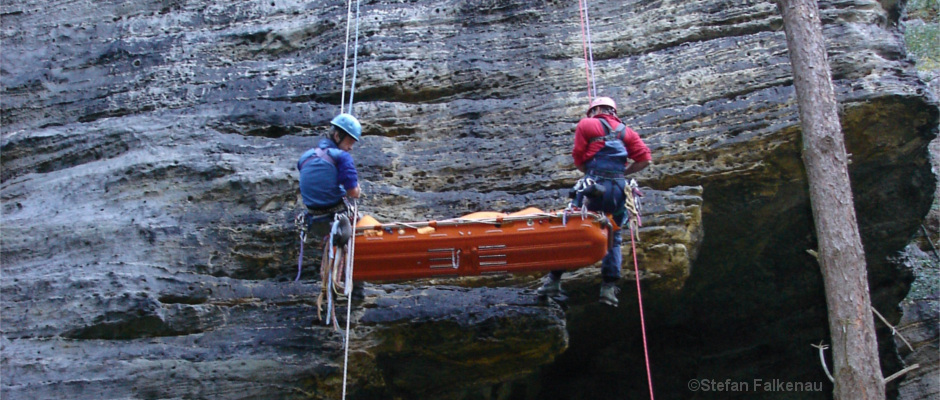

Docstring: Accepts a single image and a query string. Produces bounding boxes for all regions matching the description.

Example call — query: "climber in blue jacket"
[297,113,363,240]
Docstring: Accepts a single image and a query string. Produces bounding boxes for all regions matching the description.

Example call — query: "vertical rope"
[296,234,304,281]
[341,287,353,400]
[344,200,358,295]
[583,0,597,98]
[578,0,598,101]
[630,227,655,400]
[343,203,359,400]
[340,0,354,114]
[347,0,361,115]
[341,202,358,400]
[343,206,359,400]
[339,2,362,395]
[295,213,307,282]
[578,0,594,103]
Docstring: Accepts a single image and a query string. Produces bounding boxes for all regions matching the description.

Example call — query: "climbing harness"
[294,204,345,282]
[568,176,605,213]
[591,118,627,144]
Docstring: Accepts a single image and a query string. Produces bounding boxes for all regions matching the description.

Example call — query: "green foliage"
[904,0,940,70]
[906,0,939,20]
[905,23,940,69]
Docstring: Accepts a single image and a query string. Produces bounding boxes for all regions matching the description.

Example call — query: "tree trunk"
[775,1,886,399]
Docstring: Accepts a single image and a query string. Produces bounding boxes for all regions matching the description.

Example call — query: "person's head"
[330,113,362,151]
[586,96,617,117]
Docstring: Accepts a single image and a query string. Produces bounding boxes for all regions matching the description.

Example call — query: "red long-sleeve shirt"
[572,114,652,168]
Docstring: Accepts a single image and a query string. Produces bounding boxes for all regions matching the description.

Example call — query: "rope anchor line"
[579,0,652,393]
[340,0,362,114]
[625,179,654,400]
[812,341,920,384]
[578,0,598,102]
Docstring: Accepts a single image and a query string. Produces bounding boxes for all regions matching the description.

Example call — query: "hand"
[625,160,650,175]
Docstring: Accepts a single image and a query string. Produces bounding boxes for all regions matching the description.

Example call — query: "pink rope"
[580,2,651,394]
[578,0,593,104]
[630,227,655,400]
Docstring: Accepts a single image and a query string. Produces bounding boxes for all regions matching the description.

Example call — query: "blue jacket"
[298,137,358,209]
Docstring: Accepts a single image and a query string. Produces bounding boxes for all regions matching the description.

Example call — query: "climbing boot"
[536,277,563,297]
[599,282,620,307]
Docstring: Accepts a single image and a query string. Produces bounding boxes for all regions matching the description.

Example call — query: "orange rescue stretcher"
[352,207,611,281]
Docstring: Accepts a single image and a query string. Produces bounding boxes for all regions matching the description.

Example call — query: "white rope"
[347,0,361,114]
[340,0,353,113]
[871,305,914,352]
[341,199,358,400]
[337,0,361,383]
[341,281,353,400]
[339,0,362,115]
[344,201,358,296]
[325,269,334,323]
[582,0,597,98]
[811,342,835,383]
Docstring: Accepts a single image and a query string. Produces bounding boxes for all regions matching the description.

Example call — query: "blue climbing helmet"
[330,113,362,141]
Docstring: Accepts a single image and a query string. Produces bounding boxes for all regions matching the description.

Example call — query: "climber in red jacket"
[538,96,651,307]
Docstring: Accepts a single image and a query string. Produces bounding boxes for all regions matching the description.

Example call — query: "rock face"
[1,0,936,399]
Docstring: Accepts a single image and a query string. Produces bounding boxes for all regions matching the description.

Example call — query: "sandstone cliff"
[1,0,936,399]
